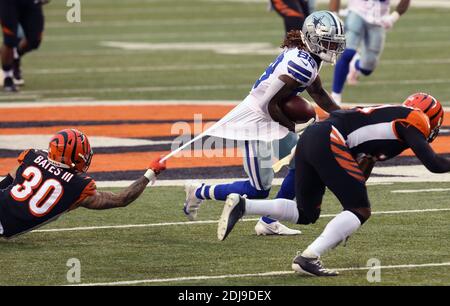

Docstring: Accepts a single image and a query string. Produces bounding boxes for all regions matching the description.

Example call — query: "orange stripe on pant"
[2,26,14,36]
[272,0,303,17]
[330,143,355,162]
[329,131,365,183]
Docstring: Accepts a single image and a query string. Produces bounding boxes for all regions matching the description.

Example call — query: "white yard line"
[20,63,263,75]
[93,179,393,188]
[1,77,450,97]
[0,100,242,108]
[14,58,450,76]
[392,188,450,194]
[32,208,450,234]
[1,100,450,110]
[71,261,450,286]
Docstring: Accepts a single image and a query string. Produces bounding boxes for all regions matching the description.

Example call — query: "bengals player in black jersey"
[216,93,447,276]
[0,128,166,239]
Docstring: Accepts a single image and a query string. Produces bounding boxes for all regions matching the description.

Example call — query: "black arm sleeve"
[396,122,450,173]
[0,174,14,189]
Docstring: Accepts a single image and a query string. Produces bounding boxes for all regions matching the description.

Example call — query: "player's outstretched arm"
[80,158,166,210]
[396,123,450,173]
[306,75,341,113]
[381,0,410,29]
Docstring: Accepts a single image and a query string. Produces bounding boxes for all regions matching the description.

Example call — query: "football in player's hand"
[280,95,316,124]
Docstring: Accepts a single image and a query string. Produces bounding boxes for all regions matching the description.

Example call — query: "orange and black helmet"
[48,129,93,172]
[403,93,444,142]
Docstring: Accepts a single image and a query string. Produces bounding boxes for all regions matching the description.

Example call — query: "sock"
[261,216,276,224]
[2,65,13,78]
[195,183,212,200]
[303,210,361,258]
[245,198,299,224]
[276,168,296,200]
[196,180,270,201]
[3,70,13,78]
[13,48,19,60]
[332,49,357,94]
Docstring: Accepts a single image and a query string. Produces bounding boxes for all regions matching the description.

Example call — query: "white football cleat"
[183,181,203,221]
[347,53,361,85]
[331,92,342,105]
[254,219,301,236]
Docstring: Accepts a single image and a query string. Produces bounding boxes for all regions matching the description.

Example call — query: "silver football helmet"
[302,10,346,64]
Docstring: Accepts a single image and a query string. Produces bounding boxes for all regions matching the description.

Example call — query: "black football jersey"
[325,105,431,161]
[0,149,96,238]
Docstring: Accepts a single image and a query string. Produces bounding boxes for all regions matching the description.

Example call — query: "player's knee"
[296,207,320,225]
[359,52,378,73]
[27,38,42,51]
[3,34,18,48]
[347,207,371,224]
[245,186,271,199]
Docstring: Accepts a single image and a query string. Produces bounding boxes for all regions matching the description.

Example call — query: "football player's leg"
[275,132,298,200]
[194,140,272,202]
[218,133,320,240]
[299,127,370,264]
[12,25,25,85]
[270,0,307,33]
[331,11,364,102]
[17,0,44,57]
[0,0,19,91]
[184,141,272,220]
[357,23,386,77]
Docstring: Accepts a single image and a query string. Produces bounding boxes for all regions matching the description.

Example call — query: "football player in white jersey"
[330,0,410,103]
[183,11,345,236]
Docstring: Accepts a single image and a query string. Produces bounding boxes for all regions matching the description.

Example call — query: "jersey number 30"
[10,166,63,217]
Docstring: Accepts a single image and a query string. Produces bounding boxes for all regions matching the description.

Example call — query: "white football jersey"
[249,47,319,114]
[348,0,391,24]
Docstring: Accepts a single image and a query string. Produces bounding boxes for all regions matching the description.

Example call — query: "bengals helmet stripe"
[403,93,444,142]
[70,129,79,166]
[48,129,93,172]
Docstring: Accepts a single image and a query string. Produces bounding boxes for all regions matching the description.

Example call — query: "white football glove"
[294,117,316,135]
[380,11,400,30]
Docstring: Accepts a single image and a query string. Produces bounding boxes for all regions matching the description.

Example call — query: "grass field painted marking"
[392,188,450,193]
[100,41,450,55]
[8,78,450,96]
[1,100,450,109]
[91,179,393,188]
[71,261,450,286]
[0,100,242,108]
[43,27,450,41]
[32,208,450,234]
[15,58,450,76]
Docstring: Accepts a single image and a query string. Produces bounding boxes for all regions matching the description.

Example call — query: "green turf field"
[3,0,450,104]
[1,182,449,286]
[1,0,450,286]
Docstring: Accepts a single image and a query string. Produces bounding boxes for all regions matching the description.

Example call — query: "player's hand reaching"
[144,157,167,184]
[380,11,400,30]
[149,157,167,175]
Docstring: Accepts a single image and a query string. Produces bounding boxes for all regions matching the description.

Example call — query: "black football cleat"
[292,253,339,277]
[3,77,18,92]
[217,193,246,241]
